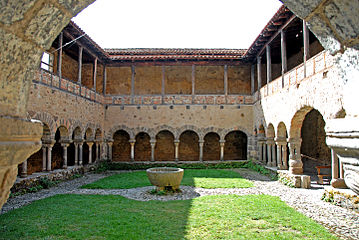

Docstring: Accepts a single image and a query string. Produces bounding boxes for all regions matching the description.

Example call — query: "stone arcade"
[1,0,359,210]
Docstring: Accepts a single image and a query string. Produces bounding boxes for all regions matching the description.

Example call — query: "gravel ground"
[1,169,358,240]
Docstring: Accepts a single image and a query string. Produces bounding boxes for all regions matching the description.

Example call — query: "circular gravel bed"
[1,169,359,240]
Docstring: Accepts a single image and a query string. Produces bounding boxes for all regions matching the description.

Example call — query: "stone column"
[288,138,303,174]
[174,140,180,162]
[258,140,263,162]
[74,142,79,166]
[61,143,69,169]
[20,160,27,178]
[330,149,346,188]
[199,139,204,162]
[94,142,99,161]
[282,143,288,170]
[107,141,113,161]
[275,138,287,170]
[79,142,83,166]
[277,144,282,169]
[129,139,136,161]
[87,142,94,164]
[219,140,225,161]
[263,141,267,164]
[150,140,156,162]
[42,146,47,171]
[47,145,53,171]
[271,144,276,167]
[266,142,272,167]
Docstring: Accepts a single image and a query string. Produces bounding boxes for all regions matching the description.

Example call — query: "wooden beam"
[93,57,97,91]
[224,65,228,96]
[251,64,255,94]
[281,30,287,88]
[62,31,103,64]
[266,45,272,85]
[57,32,63,79]
[257,56,262,91]
[131,65,135,104]
[78,46,83,84]
[192,65,195,97]
[303,20,310,78]
[256,15,296,58]
[103,64,106,95]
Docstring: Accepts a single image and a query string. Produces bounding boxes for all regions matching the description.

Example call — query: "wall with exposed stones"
[253,51,343,148]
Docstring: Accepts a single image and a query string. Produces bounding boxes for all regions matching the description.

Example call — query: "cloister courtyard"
[1,166,358,239]
[1,0,359,239]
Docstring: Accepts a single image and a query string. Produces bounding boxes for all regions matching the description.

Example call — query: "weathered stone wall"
[195,66,224,94]
[112,130,131,162]
[228,65,251,94]
[254,51,343,138]
[165,66,192,94]
[134,132,151,161]
[81,63,94,89]
[155,131,175,161]
[135,66,162,95]
[106,66,132,95]
[27,78,105,139]
[105,105,253,139]
[61,52,78,82]
[203,133,220,161]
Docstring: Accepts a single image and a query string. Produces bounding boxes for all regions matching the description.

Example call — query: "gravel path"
[1,169,359,240]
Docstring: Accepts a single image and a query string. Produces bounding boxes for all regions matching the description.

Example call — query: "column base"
[326,118,359,195]
[331,178,348,189]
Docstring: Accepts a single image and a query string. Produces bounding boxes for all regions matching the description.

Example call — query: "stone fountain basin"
[146,167,184,190]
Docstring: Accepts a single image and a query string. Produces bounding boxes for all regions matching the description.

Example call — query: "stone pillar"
[150,140,156,162]
[129,139,136,161]
[20,160,27,178]
[277,144,282,169]
[61,143,69,169]
[79,142,83,166]
[94,142,99,161]
[174,140,180,162]
[282,144,288,170]
[42,146,47,171]
[107,141,113,161]
[275,138,287,170]
[219,140,225,161]
[262,141,266,164]
[199,139,204,162]
[330,149,346,188]
[331,149,339,180]
[47,145,53,171]
[74,142,79,166]
[288,138,303,174]
[258,140,263,162]
[87,142,94,164]
[271,144,276,167]
[266,142,272,167]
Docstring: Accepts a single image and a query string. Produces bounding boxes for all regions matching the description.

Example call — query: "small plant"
[71,174,83,179]
[279,176,295,188]
[95,160,111,173]
[321,191,334,202]
[39,177,58,189]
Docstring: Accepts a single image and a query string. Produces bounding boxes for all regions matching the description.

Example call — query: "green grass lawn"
[82,169,254,189]
[0,194,337,240]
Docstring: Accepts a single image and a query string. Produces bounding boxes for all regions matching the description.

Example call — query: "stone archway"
[300,109,331,175]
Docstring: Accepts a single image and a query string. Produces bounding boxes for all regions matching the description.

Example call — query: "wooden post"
[251,64,255,94]
[78,46,83,84]
[191,65,195,103]
[57,32,63,83]
[103,65,106,94]
[266,45,271,85]
[131,65,135,104]
[303,20,310,78]
[224,65,228,96]
[257,56,262,91]
[162,65,165,104]
[93,57,98,91]
[281,30,287,88]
